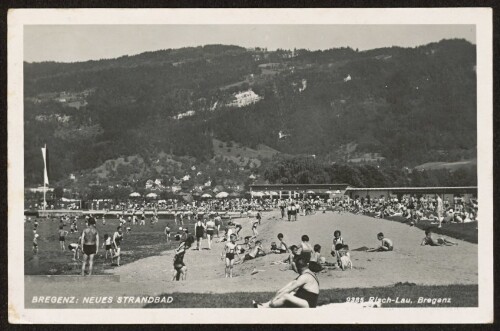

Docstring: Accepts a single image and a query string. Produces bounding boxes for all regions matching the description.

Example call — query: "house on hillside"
[227,90,262,108]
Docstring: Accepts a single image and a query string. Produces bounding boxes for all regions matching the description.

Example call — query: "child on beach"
[270,242,281,254]
[68,241,81,261]
[251,221,259,239]
[421,229,458,246]
[330,230,344,259]
[337,244,352,270]
[164,224,171,242]
[367,232,394,252]
[103,234,114,261]
[58,225,69,251]
[33,233,39,255]
[277,233,289,253]
[221,233,241,278]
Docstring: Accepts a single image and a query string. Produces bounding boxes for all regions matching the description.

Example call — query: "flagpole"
[43,144,46,211]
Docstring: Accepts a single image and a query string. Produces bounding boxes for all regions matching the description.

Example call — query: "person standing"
[436,194,444,228]
[205,217,216,250]
[58,225,69,251]
[112,226,123,266]
[195,219,206,250]
[81,217,99,276]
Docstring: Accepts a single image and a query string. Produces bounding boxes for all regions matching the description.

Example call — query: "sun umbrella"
[269,191,278,196]
[306,190,315,194]
[201,193,212,198]
[252,191,264,197]
[146,192,158,198]
[129,192,141,197]
[216,192,229,198]
[325,190,334,194]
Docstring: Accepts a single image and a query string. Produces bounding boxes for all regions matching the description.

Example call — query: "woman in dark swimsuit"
[253,256,319,308]
[172,236,194,281]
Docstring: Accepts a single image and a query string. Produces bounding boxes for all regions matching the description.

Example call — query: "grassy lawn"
[145,283,478,308]
[25,215,209,275]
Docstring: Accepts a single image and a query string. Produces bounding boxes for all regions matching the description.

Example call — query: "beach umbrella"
[252,191,264,197]
[216,192,229,198]
[129,192,141,197]
[146,192,158,199]
[201,193,212,198]
[269,191,278,196]
[325,190,334,194]
[306,190,315,194]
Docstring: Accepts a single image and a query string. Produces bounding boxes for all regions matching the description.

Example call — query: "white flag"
[41,146,49,185]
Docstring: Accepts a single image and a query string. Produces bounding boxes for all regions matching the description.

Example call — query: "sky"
[24,25,475,63]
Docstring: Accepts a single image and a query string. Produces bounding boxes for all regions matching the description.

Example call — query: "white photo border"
[7,8,493,324]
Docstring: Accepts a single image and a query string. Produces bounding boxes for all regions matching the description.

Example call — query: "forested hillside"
[24,40,476,190]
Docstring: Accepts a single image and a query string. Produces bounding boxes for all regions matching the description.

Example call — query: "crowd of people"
[26,192,476,308]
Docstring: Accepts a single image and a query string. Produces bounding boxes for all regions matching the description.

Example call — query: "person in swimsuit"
[330,230,344,259]
[172,236,194,281]
[234,222,243,239]
[367,232,394,252]
[251,221,259,239]
[221,233,240,278]
[102,234,114,262]
[277,233,288,254]
[68,241,81,261]
[112,226,123,266]
[237,236,252,254]
[240,240,266,263]
[32,233,39,255]
[421,229,458,246]
[214,214,222,238]
[253,256,320,308]
[164,224,171,242]
[194,219,206,250]
[298,235,313,262]
[81,217,99,276]
[256,211,262,225]
[58,225,69,251]
[205,218,216,250]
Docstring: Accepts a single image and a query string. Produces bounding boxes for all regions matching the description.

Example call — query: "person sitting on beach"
[367,232,393,252]
[337,244,352,270]
[276,233,289,254]
[308,244,325,273]
[237,236,252,254]
[270,242,281,254]
[298,235,313,262]
[276,245,300,273]
[253,256,320,308]
[421,229,458,246]
[240,240,266,263]
[330,230,344,259]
